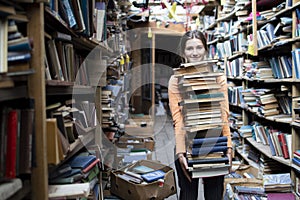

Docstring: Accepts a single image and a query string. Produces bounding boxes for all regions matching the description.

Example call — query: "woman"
[168,30,232,200]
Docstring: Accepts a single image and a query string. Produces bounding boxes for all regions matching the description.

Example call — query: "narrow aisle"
[152,115,204,200]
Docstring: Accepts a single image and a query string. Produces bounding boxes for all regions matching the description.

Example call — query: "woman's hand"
[227,148,233,173]
[177,153,192,182]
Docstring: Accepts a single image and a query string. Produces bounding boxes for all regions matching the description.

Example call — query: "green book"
[82,165,99,182]
[49,173,83,184]
[191,92,224,99]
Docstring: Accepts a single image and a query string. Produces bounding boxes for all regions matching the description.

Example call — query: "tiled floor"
[152,115,205,200]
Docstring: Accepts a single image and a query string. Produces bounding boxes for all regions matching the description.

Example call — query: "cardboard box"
[110,160,177,200]
[116,135,155,151]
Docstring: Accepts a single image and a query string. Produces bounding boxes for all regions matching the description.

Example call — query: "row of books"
[228,86,292,116]
[243,122,292,160]
[46,99,97,165]
[0,98,35,179]
[46,0,105,40]
[0,6,33,77]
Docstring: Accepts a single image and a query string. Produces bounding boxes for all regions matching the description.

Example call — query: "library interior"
[1,0,300,199]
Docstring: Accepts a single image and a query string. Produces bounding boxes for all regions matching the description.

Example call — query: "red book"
[294,150,300,157]
[278,133,289,159]
[82,158,100,173]
[5,110,19,178]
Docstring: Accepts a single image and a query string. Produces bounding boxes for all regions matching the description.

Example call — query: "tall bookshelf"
[0,0,130,199]
[202,0,300,196]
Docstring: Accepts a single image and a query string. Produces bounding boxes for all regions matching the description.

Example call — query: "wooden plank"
[26,3,48,200]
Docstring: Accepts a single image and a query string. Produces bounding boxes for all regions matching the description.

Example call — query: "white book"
[48,183,90,198]
[0,178,22,200]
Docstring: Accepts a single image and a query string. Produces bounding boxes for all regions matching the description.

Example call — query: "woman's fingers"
[179,156,192,182]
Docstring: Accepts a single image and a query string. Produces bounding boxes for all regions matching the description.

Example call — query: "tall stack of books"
[174,60,230,178]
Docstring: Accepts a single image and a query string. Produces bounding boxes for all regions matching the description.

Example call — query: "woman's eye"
[197,46,203,50]
[186,47,193,51]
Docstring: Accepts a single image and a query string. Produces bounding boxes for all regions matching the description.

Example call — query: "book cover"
[278,133,289,159]
[141,170,165,182]
[191,146,228,156]
[192,136,228,146]
[49,173,83,184]
[190,165,229,178]
[69,0,86,32]
[187,157,229,167]
[131,165,154,174]
[82,158,100,173]
[8,37,32,52]
[69,155,97,169]
[82,165,100,182]
[19,109,34,174]
[0,18,8,73]
[267,192,295,200]
[5,109,19,178]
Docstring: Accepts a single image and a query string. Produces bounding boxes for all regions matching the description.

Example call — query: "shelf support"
[27,2,48,200]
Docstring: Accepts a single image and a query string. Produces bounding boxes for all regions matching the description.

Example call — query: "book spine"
[191,146,228,156]
[5,110,18,178]
[192,136,228,145]
[278,133,289,159]
[187,157,229,166]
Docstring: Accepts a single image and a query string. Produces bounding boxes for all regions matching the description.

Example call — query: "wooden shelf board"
[0,85,28,101]
[246,137,291,167]
[236,148,260,169]
[46,84,94,95]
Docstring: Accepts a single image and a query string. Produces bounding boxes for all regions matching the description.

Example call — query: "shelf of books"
[202,0,300,198]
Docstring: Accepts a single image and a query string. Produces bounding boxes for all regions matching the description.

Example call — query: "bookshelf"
[202,0,300,196]
[0,0,131,199]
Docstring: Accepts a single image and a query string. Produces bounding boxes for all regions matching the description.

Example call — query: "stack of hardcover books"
[186,128,230,178]
[174,60,230,178]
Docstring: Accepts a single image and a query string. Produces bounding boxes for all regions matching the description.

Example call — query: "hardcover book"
[69,155,97,169]
[141,170,165,183]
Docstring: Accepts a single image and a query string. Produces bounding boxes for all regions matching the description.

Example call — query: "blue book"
[141,170,165,182]
[192,136,227,146]
[7,52,31,63]
[187,157,229,167]
[292,157,300,167]
[61,168,82,178]
[191,146,228,156]
[266,129,276,156]
[69,155,97,169]
[8,37,32,52]
[192,141,228,148]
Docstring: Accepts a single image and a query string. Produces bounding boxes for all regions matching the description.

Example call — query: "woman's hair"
[171,30,208,68]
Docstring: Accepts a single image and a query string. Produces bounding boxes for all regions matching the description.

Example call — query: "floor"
[151,114,205,200]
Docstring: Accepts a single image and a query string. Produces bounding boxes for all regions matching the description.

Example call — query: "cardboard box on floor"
[110,160,176,200]
[116,135,155,151]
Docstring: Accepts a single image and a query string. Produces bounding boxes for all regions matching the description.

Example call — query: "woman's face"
[184,38,206,63]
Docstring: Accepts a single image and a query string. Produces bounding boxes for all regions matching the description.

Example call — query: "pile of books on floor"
[174,60,230,178]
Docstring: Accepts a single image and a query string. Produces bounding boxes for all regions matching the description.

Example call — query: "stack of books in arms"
[174,60,229,178]
[186,129,230,178]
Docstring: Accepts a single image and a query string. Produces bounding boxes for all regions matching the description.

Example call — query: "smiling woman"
[168,30,232,200]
